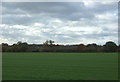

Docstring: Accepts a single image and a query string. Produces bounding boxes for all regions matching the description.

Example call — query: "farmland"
[2,53,118,80]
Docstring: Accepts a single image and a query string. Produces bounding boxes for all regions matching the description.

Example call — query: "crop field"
[2,53,118,80]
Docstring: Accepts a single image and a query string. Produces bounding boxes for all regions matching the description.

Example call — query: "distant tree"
[2,43,9,52]
[86,43,98,52]
[20,42,28,52]
[1,41,119,52]
[43,40,54,46]
[97,45,104,52]
[0,44,2,52]
[49,40,54,45]
[17,41,22,45]
[117,45,120,52]
[43,40,49,46]
[41,40,55,52]
[104,41,117,52]
[76,44,85,52]
[11,42,28,52]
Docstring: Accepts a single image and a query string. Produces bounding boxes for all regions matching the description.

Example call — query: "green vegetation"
[1,41,120,52]
[2,53,118,80]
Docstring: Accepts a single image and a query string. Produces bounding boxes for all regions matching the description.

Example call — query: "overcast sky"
[0,1,118,45]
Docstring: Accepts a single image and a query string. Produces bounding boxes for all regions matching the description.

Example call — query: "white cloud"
[1,2,118,45]
[33,23,45,27]
[96,12,117,20]
[82,1,95,7]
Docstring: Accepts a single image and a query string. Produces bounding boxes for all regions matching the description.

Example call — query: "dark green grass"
[2,53,118,80]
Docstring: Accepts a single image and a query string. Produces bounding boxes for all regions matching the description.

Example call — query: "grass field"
[2,52,118,80]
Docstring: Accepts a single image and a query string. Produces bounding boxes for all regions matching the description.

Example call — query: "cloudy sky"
[0,1,118,45]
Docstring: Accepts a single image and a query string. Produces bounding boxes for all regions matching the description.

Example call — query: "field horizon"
[2,52,118,80]
[1,1,119,81]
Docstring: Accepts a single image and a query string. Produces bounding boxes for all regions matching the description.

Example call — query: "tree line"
[1,40,120,52]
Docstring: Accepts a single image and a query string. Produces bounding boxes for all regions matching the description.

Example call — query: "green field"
[2,53,118,80]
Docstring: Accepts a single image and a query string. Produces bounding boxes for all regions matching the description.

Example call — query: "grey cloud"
[1,24,118,44]
[2,2,117,25]
[1,2,118,45]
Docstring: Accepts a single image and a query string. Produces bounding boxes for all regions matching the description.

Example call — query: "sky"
[0,1,118,45]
